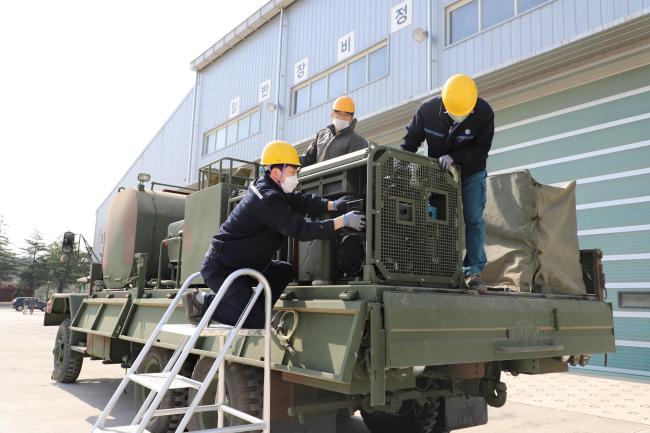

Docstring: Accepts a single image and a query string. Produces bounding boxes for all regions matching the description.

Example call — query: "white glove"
[438,154,454,171]
[343,211,366,231]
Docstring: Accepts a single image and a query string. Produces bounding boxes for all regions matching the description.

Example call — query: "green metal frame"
[367,145,464,286]
[59,146,616,416]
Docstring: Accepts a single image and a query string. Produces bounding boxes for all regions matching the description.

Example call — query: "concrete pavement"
[0,303,649,433]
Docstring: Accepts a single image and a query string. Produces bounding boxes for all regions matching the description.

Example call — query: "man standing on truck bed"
[183,140,365,328]
[300,96,368,166]
[401,74,494,293]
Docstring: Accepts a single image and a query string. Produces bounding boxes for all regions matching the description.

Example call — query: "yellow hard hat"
[332,96,355,113]
[441,74,478,117]
[260,140,301,166]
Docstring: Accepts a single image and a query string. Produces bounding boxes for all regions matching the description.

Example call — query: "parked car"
[12,297,46,312]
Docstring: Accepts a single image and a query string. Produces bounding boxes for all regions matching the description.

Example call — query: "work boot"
[182,290,203,325]
[465,274,488,295]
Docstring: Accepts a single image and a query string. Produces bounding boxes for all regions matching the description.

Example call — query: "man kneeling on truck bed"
[183,140,365,328]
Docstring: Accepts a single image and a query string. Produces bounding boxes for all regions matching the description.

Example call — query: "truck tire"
[189,358,263,430]
[52,318,83,383]
[361,399,448,433]
[132,347,197,433]
[16,305,24,312]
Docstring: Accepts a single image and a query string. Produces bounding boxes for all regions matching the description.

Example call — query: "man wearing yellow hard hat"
[401,74,494,293]
[183,140,366,327]
[300,96,368,166]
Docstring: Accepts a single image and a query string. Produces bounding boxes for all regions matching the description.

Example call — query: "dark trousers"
[200,260,293,329]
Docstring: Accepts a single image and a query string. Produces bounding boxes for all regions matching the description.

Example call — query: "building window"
[216,128,226,150]
[446,0,550,45]
[202,131,215,155]
[449,1,478,44]
[294,86,310,114]
[237,116,250,141]
[518,0,547,13]
[347,57,367,91]
[482,0,514,29]
[311,76,327,107]
[368,46,388,82]
[619,292,650,309]
[328,68,346,100]
[201,108,262,156]
[291,41,388,115]
[249,110,261,135]
[226,122,238,146]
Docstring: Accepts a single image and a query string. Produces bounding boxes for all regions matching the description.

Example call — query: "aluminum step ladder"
[91,269,272,433]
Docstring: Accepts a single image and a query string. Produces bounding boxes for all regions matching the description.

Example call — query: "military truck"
[46,144,614,433]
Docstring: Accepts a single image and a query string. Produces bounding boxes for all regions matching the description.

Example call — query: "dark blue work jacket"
[401,96,494,178]
[202,174,335,274]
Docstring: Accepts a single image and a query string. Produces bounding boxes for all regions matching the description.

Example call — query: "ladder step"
[189,423,266,433]
[152,403,220,417]
[91,426,152,433]
[161,323,265,337]
[128,372,201,392]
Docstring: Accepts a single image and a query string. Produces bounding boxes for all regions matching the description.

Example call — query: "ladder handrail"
[93,271,203,430]
[130,271,203,374]
[92,268,272,433]
[174,268,272,433]
[136,268,272,433]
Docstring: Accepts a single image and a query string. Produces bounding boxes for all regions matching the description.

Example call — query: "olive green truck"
[46,144,614,433]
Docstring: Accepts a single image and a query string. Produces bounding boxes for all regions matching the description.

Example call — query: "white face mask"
[448,112,468,124]
[332,118,350,131]
[281,174,299,193]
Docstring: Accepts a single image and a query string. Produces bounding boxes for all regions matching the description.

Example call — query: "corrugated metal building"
[94,0,650,377]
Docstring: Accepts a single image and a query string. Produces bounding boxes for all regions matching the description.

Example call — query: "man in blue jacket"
[184,140,365,327]
[401,74,494,293]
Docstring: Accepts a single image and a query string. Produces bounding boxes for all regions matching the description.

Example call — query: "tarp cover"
[482,170,586,294]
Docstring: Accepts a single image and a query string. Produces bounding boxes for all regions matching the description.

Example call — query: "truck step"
[91,426,151,433]
[127,372,201,392]
[161,323,265,337]
[70,345,87,354]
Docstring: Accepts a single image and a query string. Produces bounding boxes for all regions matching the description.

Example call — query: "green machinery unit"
[46,145,614,433]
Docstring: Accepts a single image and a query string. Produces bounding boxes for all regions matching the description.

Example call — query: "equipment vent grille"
[378,157,459,279]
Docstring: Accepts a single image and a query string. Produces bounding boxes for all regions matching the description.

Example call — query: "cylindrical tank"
[102,187,186,289]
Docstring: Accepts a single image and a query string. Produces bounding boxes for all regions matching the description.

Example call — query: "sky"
[0,0,268,252]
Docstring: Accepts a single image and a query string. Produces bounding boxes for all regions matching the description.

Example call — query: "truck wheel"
[361,399,448,433]
[52,318,83,383]
[132,347,197,433]
[16,305,24,312]
[189,358,263,430]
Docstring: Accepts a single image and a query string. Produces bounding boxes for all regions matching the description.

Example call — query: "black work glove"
[332,195,356,212]
[343,211,366,231]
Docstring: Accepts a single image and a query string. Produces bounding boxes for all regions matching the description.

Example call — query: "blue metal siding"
[281,0,429,144]
[189,0,648,171]
[191,0,433,169]
[192,15,281,177]
[440,0,649,83]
